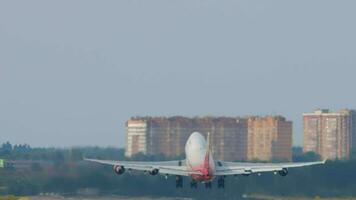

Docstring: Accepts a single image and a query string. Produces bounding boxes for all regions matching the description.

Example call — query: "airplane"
[85,132,326,189]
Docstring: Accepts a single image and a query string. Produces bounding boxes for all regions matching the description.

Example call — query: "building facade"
[125,119,148,157]
[246,116,292,161]
[125,116,292,161]
[303,109,356,160]
[125,117,248,161]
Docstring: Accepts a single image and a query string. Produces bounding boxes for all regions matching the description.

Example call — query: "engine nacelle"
[148,168,159,176]
[113,165,125,175]
[278,168,288,176]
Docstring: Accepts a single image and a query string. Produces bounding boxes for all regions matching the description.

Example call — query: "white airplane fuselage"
[185,132,216,182]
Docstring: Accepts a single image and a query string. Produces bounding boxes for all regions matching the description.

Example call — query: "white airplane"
[85,132,326,189]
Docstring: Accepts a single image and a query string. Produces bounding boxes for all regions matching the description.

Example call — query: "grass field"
[249,194,356,200]
[2,195,356,200]
[28,196,192,200]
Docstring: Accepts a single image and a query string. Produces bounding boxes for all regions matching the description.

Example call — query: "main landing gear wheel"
[205,182,212,189]
[190,181,198,189]
[176,175,183,188]
[218,177,225,189]
[278,168,288,177]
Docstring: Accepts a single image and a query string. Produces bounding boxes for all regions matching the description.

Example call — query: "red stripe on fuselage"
[188,150,213,182]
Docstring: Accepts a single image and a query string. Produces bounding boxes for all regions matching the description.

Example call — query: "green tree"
[0,142,13,157]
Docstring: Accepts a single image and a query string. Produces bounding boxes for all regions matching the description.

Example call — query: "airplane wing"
[84,158,202,176]
[215,160,327,176]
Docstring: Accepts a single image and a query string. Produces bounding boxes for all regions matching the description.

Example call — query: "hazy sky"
[1,0,356,147]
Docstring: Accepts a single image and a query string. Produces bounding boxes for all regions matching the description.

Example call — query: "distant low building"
[0,160,53,171]
[303,109,356,160]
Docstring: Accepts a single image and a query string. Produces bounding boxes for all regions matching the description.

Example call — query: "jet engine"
[113,165,125,175]
[148,168,159,176]
[278,168,288,176]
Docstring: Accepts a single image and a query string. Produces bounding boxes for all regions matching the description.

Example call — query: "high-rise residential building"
[125,119,148,157]
[303,109,356,160]
[246,116,292,161]
[125,116,293,161]
[125,117,248,161]
[350,110,356,153]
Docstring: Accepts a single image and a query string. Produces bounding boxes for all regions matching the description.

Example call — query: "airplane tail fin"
[204,132,212,168]
[207,132,212,154]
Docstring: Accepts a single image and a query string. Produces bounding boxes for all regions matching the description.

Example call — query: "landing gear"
[218,177,225,188]
[176,175,183,188]
[205,182,212,189]
[190,181,198,189]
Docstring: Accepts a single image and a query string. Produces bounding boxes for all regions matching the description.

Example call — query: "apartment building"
[303,109,356,160]
[125,116,292,161]
[246,116,292,161]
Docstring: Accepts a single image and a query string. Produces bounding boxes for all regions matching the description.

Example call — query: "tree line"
[1,142,356,199]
